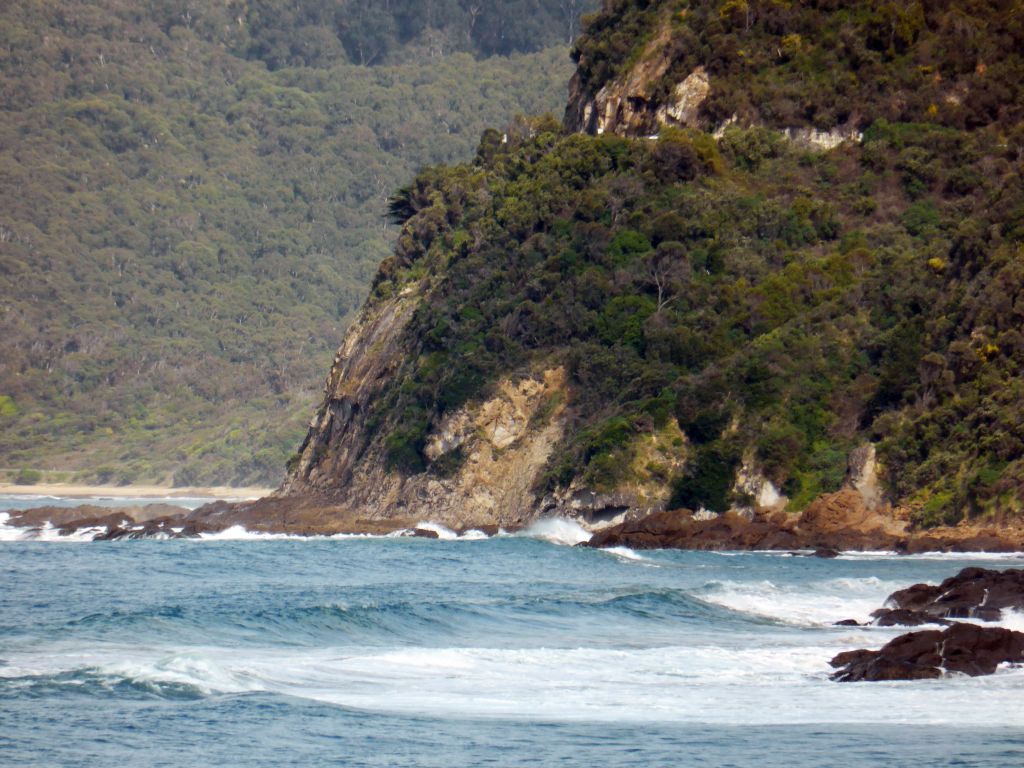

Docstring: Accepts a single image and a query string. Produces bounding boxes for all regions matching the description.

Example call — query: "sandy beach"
[0,483,273,499]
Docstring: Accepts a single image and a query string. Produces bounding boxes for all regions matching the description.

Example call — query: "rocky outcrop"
[281,287,422,496]
[268,292,573,530]
[731,457,787,518]
[3,503,189,538]
[830,623,1024,682]
[565,15,693,136]
[831,568,1024,681]
[846,444,883,511]
[585,493,1024,553]
[872,568,1024,625]
[782,126,863,151]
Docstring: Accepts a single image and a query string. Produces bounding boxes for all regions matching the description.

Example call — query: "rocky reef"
[584,491,1024,554]
[830,568,1024,682]
[830,623,1024,682]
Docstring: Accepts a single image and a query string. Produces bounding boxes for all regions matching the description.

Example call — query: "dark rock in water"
[875,567,1024,624]
[830,623,1024,682]
[833,619,862,626]
[93,517,189,540]
[871,608,953,627]
[413,528,440,539]
[786,548,841,558]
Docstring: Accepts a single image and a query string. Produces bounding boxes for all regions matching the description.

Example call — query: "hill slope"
[278,0,1024,530]
[0,0,597,486]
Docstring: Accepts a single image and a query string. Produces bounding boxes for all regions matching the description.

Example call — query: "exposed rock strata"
[565,14,690,136]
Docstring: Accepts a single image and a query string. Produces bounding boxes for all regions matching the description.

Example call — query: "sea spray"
[516,517,592,546]
[414,522,459,540]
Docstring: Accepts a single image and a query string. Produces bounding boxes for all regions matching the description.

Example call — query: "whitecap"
[7,641,1024,726]
[696,576,906,626]
[601,546,658,565]
[414,522,459,540]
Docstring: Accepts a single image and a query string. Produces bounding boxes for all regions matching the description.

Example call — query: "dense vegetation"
[0,0,597,486]
[571,0,1023,131]
[240,0,596,68]
[366,106,1023,526]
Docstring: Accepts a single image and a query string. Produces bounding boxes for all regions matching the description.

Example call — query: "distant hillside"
[0,0,597,486]
[281,0,1024,530]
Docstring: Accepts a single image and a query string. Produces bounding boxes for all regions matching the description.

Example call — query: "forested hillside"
[0,0,597,486]
[286,0,1024,528]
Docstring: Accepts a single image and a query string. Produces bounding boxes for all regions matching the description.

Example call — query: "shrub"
[669,442,740,513]
[15,468,42,485]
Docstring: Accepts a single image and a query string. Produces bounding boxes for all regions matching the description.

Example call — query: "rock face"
[830,624,1024,682]
[565,15,700,136]
[846,444,883,511]
[264,282,573,531]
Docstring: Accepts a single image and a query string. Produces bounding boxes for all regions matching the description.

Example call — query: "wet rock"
[879,567,1024,623]
[870,609,953,627]
[833,619,862,627]
[830,623,1024,682]
[412,528,439,539]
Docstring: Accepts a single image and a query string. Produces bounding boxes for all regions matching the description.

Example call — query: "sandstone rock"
[830,623,1024,682]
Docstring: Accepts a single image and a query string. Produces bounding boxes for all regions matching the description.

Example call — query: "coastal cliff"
[153,0,1024,541]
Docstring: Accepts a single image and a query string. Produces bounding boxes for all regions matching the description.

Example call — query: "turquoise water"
[1,514,1023,766]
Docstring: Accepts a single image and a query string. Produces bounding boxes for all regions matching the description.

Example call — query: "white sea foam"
[602,546,658,565]
[5,639,1024,726]
[0,514,107,542]
[414,522,459,540]
[837,550,1024,561]
[194,526,390,541]
[1000,609,1024,632]
[197,525,295,541]
[696,576,907,626]
[516,517,592,546]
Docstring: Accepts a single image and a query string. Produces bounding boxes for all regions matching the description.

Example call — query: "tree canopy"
[0,0,596,486]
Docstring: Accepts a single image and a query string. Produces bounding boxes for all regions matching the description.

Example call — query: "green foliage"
[0,397,17,418]
[0,0,588,485]
[570,1,1024,132]
[14,468,42,485]
[669,442,740,514]
[361,91,1024,523]
[241,0,599,68]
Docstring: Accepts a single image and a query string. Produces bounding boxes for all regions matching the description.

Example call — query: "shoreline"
[0,483,273,500]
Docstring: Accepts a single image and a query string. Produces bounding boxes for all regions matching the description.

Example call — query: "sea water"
[1,505,1023,766]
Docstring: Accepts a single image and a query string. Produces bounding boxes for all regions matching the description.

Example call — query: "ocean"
[1,497,1023,767]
